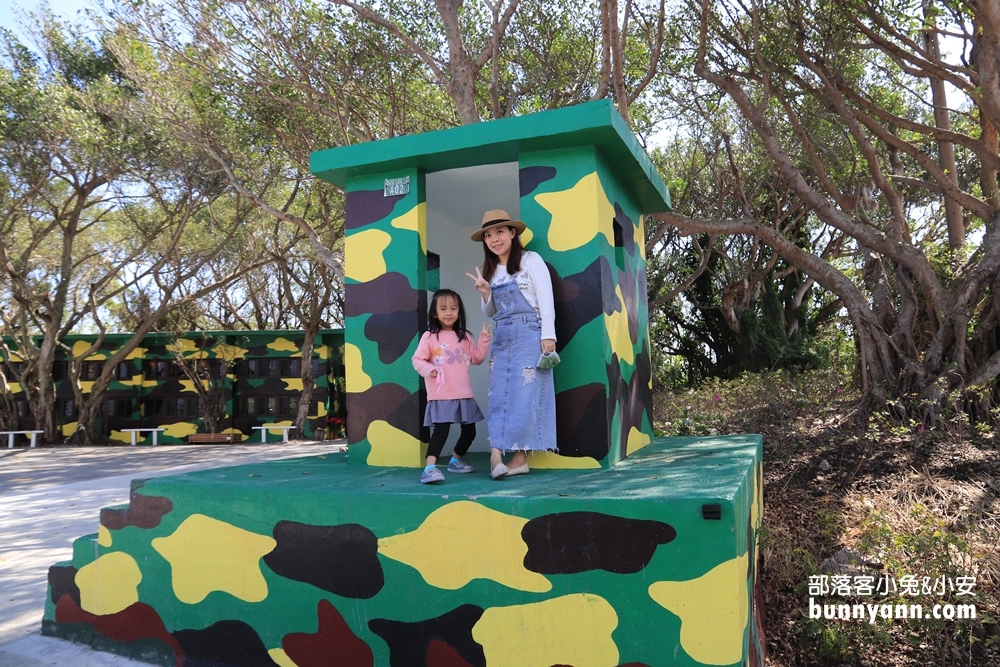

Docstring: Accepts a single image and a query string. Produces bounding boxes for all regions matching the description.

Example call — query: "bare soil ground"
[653,369,1000,667]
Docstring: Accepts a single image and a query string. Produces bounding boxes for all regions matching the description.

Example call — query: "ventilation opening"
[612,217,626,273]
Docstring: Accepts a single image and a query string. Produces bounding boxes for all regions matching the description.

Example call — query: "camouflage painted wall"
[341,147,653,469]
[519,146,654,469]
[42,434,764,667]
[1,330,344,444]
[342,169,430,466]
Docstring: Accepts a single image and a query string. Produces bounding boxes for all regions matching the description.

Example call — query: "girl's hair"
[428,289,470,341]
[481,226,524,282]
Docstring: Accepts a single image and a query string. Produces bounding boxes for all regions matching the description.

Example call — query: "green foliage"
[655,363,855,436]
[850,504,995,658]
[795,616,893,663]
[645,111,852,387]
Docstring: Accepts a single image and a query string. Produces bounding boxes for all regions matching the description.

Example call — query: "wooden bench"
[187,433,236,445]
[2,430,44,449]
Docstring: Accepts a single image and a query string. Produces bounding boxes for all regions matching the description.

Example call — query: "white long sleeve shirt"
[481,250,557,341]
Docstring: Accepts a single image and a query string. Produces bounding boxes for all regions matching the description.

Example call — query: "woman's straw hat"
[470,209,527,242]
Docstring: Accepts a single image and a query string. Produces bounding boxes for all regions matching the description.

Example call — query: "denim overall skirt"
[487,279,557,452]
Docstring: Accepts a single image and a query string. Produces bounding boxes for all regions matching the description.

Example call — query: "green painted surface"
[44,435,763,667]
[140,435,754,501]
[344,168,427,466]
[333,103,669,470]
[312,100,671,213]
[516,146,654,467]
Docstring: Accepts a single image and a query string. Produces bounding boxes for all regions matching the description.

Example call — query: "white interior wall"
[425,162,520,452]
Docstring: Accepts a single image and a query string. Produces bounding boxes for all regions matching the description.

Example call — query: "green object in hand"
[536,351,561,369]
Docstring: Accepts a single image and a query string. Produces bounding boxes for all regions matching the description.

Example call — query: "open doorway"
[425,162,519,452]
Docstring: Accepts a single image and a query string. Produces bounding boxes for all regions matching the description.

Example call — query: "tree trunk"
[981,116,1000,208]
[923,1,965,249]
[70,380,107,447]
[293,322,319,437]
[436,0,481,124]
[31,334,60,444]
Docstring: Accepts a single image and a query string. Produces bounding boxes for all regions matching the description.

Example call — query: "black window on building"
[145,361,164,380]
[56,398,76,419]
[144,396,200,417]
[237,359,260,378]
[279,358,301,378]
[82,361,102,381]
[237,358,303,378]
[105,398,133,418]
[237,395,297,416]
[6,361,27,376]
[144,361,182,380]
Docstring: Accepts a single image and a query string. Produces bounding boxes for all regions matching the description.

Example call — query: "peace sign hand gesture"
[466,266,491,301]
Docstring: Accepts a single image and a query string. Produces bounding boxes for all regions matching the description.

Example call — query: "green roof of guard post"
[310,99,672,212]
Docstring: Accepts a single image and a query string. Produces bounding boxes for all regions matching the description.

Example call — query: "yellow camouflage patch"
[473,593,619,667]
[151,514,276,605]
[378,501,551,592]
[648,554,748,665]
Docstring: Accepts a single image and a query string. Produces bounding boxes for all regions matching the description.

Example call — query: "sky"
[0,0,94,42]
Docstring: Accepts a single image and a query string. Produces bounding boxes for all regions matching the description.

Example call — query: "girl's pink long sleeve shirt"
[411,330,490,400]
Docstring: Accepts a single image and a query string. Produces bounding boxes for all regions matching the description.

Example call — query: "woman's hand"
[480,322,492,341]
[541,338,556,354]
[466,266,491,301]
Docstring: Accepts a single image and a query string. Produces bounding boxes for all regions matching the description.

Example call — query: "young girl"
[466,209,557,479]
[411,288,492,484]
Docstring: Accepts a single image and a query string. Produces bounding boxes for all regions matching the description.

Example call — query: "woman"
[466,209,557,479]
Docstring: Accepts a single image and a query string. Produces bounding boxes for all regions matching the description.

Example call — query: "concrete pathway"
[0,440,346,666]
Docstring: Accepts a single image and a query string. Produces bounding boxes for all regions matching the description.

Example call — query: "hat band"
[483,218,511,228]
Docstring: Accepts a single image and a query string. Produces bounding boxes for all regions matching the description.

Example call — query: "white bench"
[2,430,44,449]
[251,424,294,443]
[121,427,166,446]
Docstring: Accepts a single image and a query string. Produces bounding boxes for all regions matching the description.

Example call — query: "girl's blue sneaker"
[420,467,444,484]
[447,459,474,473]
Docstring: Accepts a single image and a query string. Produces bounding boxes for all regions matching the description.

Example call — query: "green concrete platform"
[43,435,764,667]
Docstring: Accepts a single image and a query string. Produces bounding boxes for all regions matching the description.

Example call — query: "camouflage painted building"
[41,102,767,667]
[42,436,764,667]
[1,330,345,443]
[312,99,670,468]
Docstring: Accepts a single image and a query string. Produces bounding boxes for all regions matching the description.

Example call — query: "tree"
[194,187,344,435]
[0,20,275,444]
[168,334,247,434]
[651,0,1000,419]
[644,100,845,385]
[102,0,429,276]
[330,0,521,124]
[1,22,143,443]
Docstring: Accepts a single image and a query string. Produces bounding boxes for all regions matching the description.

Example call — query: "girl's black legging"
[427,422,476,460]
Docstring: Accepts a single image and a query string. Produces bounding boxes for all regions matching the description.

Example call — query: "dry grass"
[653,368,1000,667]
[842,471,1000,594]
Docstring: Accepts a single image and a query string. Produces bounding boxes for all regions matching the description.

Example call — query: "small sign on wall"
[384,176,410,197]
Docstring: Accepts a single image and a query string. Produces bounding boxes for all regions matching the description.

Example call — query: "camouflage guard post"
[317,99,668,468]
[42,101,765,667]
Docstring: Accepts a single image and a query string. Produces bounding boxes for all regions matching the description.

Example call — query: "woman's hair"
[481,226,523,282]
[427,288,469,341]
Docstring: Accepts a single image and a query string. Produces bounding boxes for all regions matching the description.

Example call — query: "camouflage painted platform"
[42,434,764,667]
